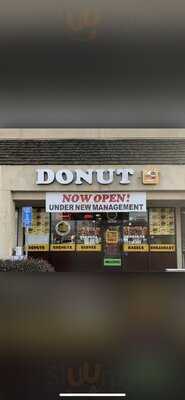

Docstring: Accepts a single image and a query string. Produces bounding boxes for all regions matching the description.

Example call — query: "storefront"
[21,205,176,271]
[0,138,185,271]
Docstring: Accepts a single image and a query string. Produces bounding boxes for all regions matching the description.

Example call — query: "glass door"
[103,214,122,269]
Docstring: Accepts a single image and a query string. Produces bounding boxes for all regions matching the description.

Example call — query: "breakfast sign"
[46,192,146,213]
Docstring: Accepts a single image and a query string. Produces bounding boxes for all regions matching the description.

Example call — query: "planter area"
[0,258,55,272]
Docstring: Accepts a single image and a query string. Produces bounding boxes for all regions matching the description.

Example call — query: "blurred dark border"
[1,274,185,400]
[0,27,185,127]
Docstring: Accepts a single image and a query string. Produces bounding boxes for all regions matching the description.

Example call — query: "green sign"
[104,258,122,267]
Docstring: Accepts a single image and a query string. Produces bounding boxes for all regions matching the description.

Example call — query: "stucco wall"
[0,128,185,139]
[1,164,185,193]
[0,189,17,257]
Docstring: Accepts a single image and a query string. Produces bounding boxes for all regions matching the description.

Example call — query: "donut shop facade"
[1,138,185,271]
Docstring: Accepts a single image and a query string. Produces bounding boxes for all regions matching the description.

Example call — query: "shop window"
[15,208,19,247]
[181,209,185,267]
[149,208,176,252]
[51,213,75,251]
[76,218,102,251]
[26,208,49,252]
[123,212,149,252]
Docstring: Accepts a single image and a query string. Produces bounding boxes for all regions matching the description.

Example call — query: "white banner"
[46,192,146,213]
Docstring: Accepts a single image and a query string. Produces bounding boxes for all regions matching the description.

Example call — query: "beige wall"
[0,128,185,139]
[1,164,185,194]
[0,190,17,258]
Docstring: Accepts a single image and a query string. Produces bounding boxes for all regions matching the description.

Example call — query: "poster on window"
[50,213,75,251]
[27,209,49,251]
[123,225,149,252]
[149,208,175,235]
[76,220,101,251]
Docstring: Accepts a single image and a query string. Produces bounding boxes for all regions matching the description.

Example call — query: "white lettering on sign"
[74,169,93,185]
[96,169,114,184]
[46,192,146,213]
[116,168,134,184]
[36,168,135,186]
[36,168,55,184]
[56,169,73,184]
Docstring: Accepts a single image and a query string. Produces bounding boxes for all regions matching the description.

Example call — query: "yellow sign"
[142,168,160,185]
[105,230,119,244]
[123,244,149,252]
[50,244,75,251]
[28,244,49,252]
[76,244,101,252]
[150,244,176,252]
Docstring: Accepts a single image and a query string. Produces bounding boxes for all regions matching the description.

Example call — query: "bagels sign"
[46,192,146,213]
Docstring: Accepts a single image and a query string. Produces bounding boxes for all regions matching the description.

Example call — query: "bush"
[0,257,55,272]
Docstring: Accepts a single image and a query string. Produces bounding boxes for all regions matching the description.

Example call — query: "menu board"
[27,208,49,251]
[149,208,175,235]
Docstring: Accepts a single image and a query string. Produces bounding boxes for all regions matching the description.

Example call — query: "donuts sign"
[46,192,146,213]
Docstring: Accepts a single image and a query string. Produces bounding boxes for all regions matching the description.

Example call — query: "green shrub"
[0,258,55,272]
